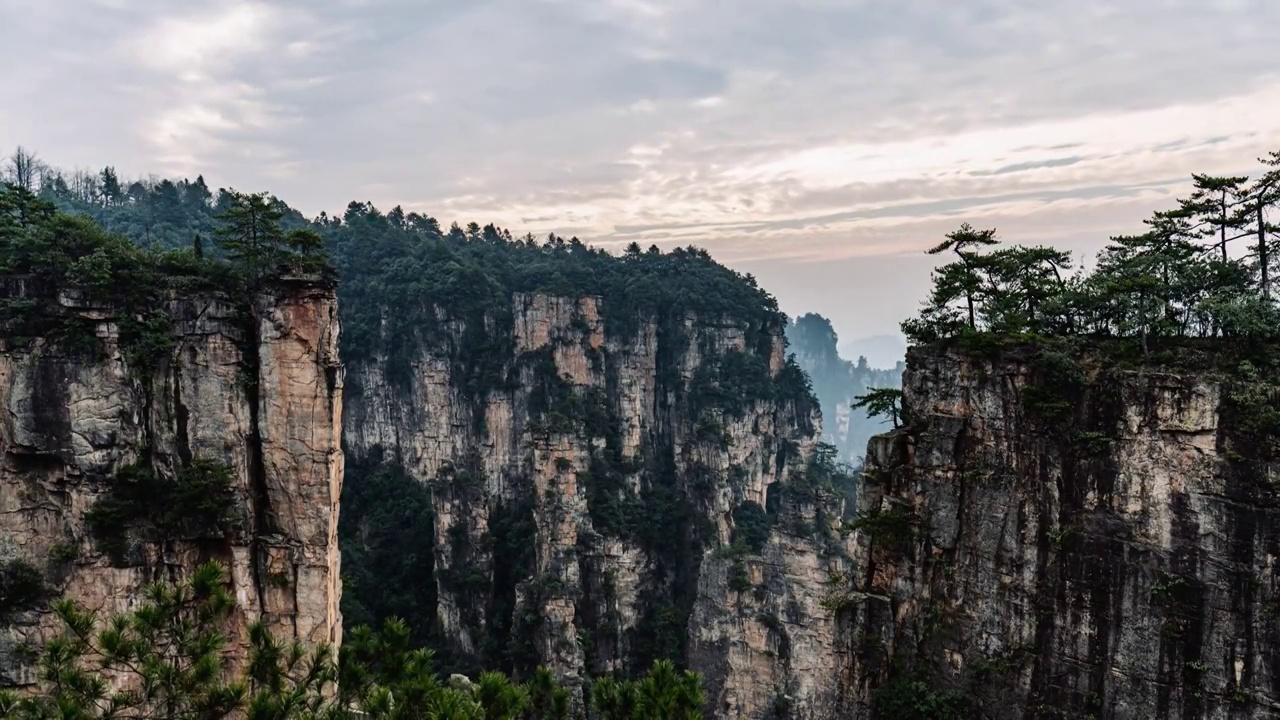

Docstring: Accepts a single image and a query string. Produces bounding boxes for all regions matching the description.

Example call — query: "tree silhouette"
[926,223,1000,330]
[852,388,904,429]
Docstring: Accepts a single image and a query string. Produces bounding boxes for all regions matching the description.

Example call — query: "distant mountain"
[786,314,904,466]
[837,333,906,370]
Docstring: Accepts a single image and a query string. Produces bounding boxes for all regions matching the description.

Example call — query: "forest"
[0,147,820,719]
[0,172,718,720]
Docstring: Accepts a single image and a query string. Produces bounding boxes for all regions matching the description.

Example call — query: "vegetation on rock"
[850,388,904,430]
[903,150,1280,353]
[851,147,1280,718]
[85,459,242,564]
[0,559,46,621]
[0,563,707,720]
[2,148,828,713]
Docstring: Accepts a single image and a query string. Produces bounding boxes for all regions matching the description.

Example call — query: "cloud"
[3,0,1280,342]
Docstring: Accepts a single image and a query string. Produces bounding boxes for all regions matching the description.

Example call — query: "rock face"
[344,293,853,719]
[0,278,343,686]
[841,344,1280,719]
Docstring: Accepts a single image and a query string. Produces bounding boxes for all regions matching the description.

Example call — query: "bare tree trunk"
[1261,202,1270,301]
[1221,191,1228,262]
[7,146,47,191]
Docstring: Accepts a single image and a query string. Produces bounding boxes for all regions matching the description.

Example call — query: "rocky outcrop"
[841,343,1280,719]
[0,278,343,686]
[344,293,852,719]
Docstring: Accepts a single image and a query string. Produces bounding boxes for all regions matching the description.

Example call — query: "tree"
[634,660,703,720]
[214,191,327,283]
[976,245,1072,334]
[99,166,122,207]
[245,621,342,720]
[0,562,247,720]
[523,667,570,720]
[1250,152,1280,299]
[215,190,288,283]
[1181,173,1252,261]
[926,223,1000,329]
[5,146,48,192]
[852,388,904,429]
[475,672,529,720]
[591,660,704,720]
[0,565,590,720]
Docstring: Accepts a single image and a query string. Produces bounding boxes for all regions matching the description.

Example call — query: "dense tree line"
[5,147,803,393]
[903,151,1280,351]
[0,564,704,720]
[328,201,789,364]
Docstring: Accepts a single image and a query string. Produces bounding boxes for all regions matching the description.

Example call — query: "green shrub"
[731,501,773,554]
[86,459,240,562]
[850,506,918,549]
[871,678,969,720]
[0,559,46,619]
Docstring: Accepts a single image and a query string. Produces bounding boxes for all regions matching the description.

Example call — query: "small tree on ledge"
[852,387,904,428]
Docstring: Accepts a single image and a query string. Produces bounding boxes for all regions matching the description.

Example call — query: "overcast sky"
[4,0,1280,355]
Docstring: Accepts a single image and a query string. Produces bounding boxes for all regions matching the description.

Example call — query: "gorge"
[6,147,1280,720]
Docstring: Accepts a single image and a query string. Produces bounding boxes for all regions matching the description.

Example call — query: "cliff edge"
[0,276,343,686]
[841,341,1280,719]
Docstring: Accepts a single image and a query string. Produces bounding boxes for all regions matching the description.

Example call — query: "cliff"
[0,276,344,686]
[343,292,854,719]
[841,342,1280,719]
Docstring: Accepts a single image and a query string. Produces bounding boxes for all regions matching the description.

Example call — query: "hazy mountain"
[786,314,904,465]
[837,333,906,370]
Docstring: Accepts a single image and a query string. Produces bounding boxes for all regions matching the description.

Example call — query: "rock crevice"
[0,278,343,686]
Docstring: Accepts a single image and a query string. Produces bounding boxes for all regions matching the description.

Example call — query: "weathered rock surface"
[841,344,1280,719]
[345,293,852,719]
[0,279,343,685]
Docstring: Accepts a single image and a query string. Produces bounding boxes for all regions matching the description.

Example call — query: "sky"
[4,0,1280,357]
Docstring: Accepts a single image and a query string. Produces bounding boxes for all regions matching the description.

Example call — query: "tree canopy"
[6,146,804,402]
[0,563,708,720]
[903,149,1280,356]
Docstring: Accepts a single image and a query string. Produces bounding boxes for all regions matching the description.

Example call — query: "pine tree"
[852,387,904,428]
[926,223,1000,329]
[98,166,121,208]
[523,668,570,720]
[1251,152,1280,299]
[214,190,288,284]
[0,562,247,720]
[1181,173,1251,261]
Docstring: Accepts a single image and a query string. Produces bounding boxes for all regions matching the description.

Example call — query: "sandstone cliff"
[0,277,343,686]
[841,343,1280,719]
[343,292,854,719]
